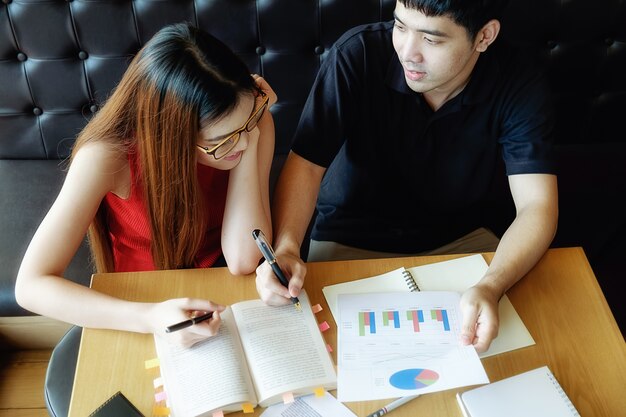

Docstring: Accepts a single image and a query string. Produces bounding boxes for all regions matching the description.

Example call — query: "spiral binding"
[546,370,581,416]
[402,270,420,292]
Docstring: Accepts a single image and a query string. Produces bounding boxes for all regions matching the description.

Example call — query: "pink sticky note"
[212,411,225,417]
[282,392,295,404]
[318,321,330,332]
[326,343,333,353]
[154,390,167,402]
[311,304,323,314]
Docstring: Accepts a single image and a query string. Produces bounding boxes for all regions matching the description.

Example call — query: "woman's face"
[196,94,257,170]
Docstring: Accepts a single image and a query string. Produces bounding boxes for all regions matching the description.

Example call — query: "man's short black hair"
[398,0,509,39]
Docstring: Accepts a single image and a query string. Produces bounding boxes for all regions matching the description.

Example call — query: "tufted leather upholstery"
[1,1,625,324]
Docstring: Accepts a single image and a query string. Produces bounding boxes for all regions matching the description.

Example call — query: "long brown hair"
[72,23,256,272]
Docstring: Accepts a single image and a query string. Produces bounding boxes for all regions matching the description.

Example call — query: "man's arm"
[255,151,326,305]
[460,173,558,352]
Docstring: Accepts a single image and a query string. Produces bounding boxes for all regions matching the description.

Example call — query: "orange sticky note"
[212,411,225,417]
[318,321,330,332]
[311,304,323,314]
[314,387,325,397]
[326,343,333,353]
[242,403,254,413]
[282,392,295,404]
[153,406,170,416]
[144,357,160,369]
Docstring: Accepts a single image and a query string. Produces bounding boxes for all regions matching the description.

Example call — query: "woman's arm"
[221,77,276,274]
[15,143,224,347]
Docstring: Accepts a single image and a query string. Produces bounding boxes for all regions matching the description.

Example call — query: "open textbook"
[153,291,337,417]
[323,254,534,358]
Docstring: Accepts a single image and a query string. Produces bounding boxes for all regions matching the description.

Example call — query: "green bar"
[359,312,365,336]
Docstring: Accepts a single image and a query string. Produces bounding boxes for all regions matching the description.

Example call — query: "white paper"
[336,291,489,402]
[260,392,357,417]
[322,255,535,359]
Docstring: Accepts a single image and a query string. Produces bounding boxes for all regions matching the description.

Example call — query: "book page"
[322,268,409,324]
[231,291,337,407]
[153,307,257,417]
[336,291,488,401]
[406,254,535,357]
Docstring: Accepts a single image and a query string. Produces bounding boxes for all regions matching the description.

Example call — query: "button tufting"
[255,46,266,55]
[90,105,98,113]
[78,51,88,60]
[33,107,42,116]
[314,45,324,55]
[17,52,27,62]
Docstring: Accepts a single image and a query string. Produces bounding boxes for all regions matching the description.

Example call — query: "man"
[256,0,558,353]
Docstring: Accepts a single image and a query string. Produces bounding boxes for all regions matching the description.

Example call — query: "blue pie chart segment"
[389,368,439,390]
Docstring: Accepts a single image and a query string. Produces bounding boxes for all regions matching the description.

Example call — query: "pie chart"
[389,368,439,390]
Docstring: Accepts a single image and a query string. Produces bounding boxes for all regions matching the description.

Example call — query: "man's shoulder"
[333,20,394,52]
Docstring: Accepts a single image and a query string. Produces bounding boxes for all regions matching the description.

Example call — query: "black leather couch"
[1,1,624,330]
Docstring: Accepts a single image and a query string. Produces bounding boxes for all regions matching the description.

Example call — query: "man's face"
[392,1,480,96]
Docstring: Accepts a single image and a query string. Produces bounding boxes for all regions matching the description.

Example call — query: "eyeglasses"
[197,90,269,160]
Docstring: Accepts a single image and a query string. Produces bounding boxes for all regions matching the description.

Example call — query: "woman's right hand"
[148,298,226,348]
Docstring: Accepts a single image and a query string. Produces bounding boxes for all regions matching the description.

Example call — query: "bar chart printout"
[337,291,488,402]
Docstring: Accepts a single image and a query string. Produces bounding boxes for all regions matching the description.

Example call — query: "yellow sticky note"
[144,357,160,369]
[242,403,254,413]
[153,405,170,416]
[314,387,325,397]
[282,392,295,404]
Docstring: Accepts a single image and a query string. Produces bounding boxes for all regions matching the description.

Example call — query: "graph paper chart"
[357,308,452,336]
[337,291,489,402]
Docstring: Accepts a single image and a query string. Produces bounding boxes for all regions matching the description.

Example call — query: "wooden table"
[69,247,626,417]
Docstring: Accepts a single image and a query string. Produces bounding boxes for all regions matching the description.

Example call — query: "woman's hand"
[251,74,277,108]
[148,298,226,348]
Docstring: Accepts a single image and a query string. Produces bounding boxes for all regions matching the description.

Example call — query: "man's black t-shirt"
[291,21,555,253]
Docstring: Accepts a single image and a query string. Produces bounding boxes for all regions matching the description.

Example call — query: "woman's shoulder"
[71,140,131,196]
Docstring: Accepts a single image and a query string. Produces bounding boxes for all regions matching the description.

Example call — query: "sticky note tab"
[282,392,295,404]
[153,377,164,389]
[155,390,167,402]
[242,403,254,413]
[318,321,330,332]
[144,357,160,369]
[326,343,333,353]
[153,406,170,416]
[212,411,225,417]
[314,387,325,397]
[311,304,323,314]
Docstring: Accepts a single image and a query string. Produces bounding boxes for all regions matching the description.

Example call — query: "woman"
[15,23,276,347]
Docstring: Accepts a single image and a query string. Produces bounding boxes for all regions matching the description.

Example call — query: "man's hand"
[459,284,500,353]
[255,252,306,305]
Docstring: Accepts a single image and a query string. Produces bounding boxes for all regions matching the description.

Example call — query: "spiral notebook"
[456,366,581,417]
[322,254,535,358]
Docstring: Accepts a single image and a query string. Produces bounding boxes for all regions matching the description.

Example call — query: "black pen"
[165,311,213,333]
[252,229,301,311]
